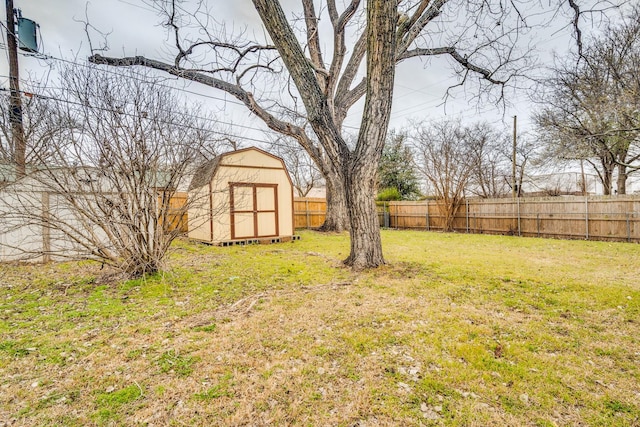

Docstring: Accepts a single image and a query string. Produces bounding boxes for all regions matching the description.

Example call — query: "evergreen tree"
[377,132,421,200]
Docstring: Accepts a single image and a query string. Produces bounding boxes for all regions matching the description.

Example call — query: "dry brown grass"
[0,230,639,426]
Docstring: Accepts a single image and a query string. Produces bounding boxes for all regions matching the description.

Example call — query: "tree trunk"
[343,165,384,269]
[600,158,614,195]
[443,198,461,232]
[340,0,396,269]
[320,176,350,232]
[616,164,627,195]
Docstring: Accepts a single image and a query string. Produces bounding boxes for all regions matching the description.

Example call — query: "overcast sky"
[1,0,608,146]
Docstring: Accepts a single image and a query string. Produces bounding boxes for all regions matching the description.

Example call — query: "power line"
[116,0,158,13]
[0,75,263,131]
[0,86,316,152]
[0,25,331,151]
[1,33,478,129]
[0,76,272,134]
[0,49,306,139]
[393,77,452,101]
[0,44,250,108]
[0,45,365,131]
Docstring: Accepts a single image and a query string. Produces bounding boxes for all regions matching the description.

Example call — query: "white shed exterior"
[0,172,113,262]
[187,147,295,245]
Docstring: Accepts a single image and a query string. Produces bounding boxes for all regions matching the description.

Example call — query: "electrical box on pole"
[17,15,38,52]
[4,1,38,178]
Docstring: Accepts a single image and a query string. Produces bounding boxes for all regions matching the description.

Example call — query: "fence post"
[395,202,399,229]
[384,202,390,228]
[305,199,310,229]
[627,212,631,242]
[465,199,469,233]
[517,197,521,237]
[426,202,430,231]
[473,212,476,233]
[585,196,589,240]
[537,213,540,237]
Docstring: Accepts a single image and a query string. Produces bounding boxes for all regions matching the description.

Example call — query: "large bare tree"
[412,119,476,231]
[88,0,623,268]
[464,122,511,199]
[535,6,640,195]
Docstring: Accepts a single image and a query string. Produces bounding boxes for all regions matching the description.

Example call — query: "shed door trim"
[230,183,279,240]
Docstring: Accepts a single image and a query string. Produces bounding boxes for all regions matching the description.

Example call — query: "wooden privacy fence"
[163,192,188,234]
[293,198,328,229]
[294,196,640,243]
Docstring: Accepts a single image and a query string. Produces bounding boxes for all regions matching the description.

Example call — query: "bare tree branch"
[567,0,584,57]
[398,46,507,85]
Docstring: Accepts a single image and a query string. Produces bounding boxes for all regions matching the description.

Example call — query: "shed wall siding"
[187,186,213,242]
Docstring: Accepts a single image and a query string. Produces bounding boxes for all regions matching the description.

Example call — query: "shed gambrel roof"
[188,147,289,191]
[188,156,222,191]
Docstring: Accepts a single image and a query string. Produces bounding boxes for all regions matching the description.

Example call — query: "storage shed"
[188,147,295,245]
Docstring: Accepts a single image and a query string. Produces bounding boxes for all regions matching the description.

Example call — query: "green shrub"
[376,187,401,201]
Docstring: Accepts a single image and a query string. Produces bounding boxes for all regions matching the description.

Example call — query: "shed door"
[230,183,278,239]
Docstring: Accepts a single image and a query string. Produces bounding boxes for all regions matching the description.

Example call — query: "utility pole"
[512,115,517,198]
[5,0,26,177]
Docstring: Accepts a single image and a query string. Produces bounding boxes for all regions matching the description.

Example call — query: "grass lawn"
[0,230,639,426]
